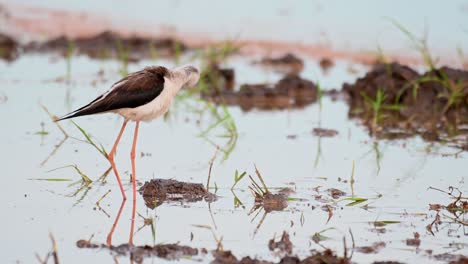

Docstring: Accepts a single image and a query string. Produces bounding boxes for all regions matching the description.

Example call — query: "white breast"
[115,77,182,122]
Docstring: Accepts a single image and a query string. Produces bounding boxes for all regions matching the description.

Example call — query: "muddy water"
[0,52,466,263]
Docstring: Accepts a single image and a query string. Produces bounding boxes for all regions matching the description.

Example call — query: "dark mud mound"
[280,250,350,264]
[24,31,186,61]
[212,250,271,264]
[0,33,18,61]
[212,248,349,264]
[343,63,468,143]
[203,75,317,111]
[255,53,304,75]
[77,240,200,262]
[139,178,216,208]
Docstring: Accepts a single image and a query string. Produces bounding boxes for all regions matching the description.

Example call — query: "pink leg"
[129,121,139,245]
[129,193,137,245]
[108,120,128,200]
[106,199,126,246]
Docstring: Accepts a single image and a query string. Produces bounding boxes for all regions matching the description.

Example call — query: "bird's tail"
[55,94,106,122]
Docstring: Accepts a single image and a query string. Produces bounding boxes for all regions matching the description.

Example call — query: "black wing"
[57,66,168,121]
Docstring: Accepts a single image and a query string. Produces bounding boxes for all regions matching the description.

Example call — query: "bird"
[57,65,200,201]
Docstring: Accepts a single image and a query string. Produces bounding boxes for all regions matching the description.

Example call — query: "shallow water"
[7,0,468,57]
[0,50,466,264]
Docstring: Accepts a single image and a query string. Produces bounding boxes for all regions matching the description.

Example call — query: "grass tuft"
[70,121,108,158]
[47,164,93,184]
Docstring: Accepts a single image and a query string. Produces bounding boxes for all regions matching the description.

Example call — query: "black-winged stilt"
[57,65,200,202]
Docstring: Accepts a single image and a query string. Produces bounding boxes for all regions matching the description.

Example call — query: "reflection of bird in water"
[57,65,200,201]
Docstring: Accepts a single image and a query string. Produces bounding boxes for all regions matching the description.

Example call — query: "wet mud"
[76,240,200,262]
[254,53,304,75]
[212,248,349,264]
[343,63,468,145]
[139,178,217,208]
[0,33,18,61]
[21,31,186,61]
[355,242,386,254]
[405,232,421,247]
[203,74,318,111]
[1,9,467,262]
[326,188,346,199]
[433,253,468,264]
[254,191,289,212]
[2,27,465,150]
[77,231,357,264]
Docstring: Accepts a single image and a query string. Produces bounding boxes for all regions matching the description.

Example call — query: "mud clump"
[319,58,335,74]
[304,251,350,264]
[343,63,468,144]
[405,232,421,247]
[327,188,346,199]
[24,31,186,61]
[449,256,468,264]
[257,192,288,212]
[253,189,292,212]
[77,240,199,262]
[372,260,404,264]
[356,242,386,254]
[255,53,304,75]
[212,250,272,264]
[278,249,350,264]
[0,33,18,61]
[76,233,377,264]
[204,75,317,111]
[313,128,339,137]
[139,178,216,209]
[212,248,349,264]
[213,250,273,264]
[433,253,468,263]
[268,231,293,255]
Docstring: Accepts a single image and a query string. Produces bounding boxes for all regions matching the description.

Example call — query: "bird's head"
[173,65,200,89]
